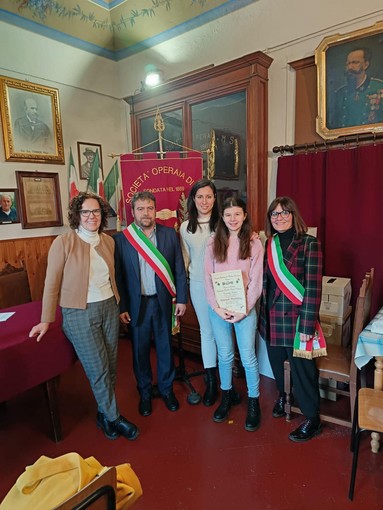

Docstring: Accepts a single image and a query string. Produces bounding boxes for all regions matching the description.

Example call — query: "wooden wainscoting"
[0,236,56,301]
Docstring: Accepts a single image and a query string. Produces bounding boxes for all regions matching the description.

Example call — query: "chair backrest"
[0,263,31,308]
[349,268,374,399]
[350,268,374,360]
[53,467,116,510]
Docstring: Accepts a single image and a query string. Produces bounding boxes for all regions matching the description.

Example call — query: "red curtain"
[277,144,383,315]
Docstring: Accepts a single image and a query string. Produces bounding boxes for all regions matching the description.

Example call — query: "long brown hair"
[265,196,307,238]
[213,197,252,263]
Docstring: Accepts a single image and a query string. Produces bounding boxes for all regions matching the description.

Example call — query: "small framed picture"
[0,189,20,224]
[16,171,63,229]
[316,21,383,139]
[0,76,64,163]
[77,142,103,180]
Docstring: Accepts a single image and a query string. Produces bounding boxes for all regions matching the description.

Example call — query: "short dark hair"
[131,191,156,210]
[186,178,219,233]
[348,47,372,63]
[68,192,110,232]
[265,196,307,238]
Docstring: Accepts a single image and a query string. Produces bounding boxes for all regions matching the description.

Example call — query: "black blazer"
[114,224,188,327]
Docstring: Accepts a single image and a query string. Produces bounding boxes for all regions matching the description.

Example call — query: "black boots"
[272,394,286,418]
[213,387,241,422]
[203,367,218,406]
[245,397,261,432]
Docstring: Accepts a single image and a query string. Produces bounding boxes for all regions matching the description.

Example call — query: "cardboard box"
[320,276,352,318]
[320,306,352,347]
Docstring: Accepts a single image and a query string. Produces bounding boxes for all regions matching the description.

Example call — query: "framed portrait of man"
[0,189,20,225]
[316,21,383,139]
[0,76,64,163]
[77,141,103,180]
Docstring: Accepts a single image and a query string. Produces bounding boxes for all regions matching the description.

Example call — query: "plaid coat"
[258,233,323,347]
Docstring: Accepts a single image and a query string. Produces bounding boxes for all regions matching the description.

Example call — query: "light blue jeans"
[190,280,217,368]
[208,307,260,398]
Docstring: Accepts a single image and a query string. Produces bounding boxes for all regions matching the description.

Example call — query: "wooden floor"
[0,337,382,509]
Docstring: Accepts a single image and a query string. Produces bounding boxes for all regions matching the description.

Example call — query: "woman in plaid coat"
[258,196,323,442]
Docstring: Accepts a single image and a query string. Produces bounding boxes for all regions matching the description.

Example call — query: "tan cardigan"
[41,230,119,323]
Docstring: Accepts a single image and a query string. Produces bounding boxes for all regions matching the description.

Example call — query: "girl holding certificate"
[180,179,220,406]
[258,196,323,442]
[204,197,264,431]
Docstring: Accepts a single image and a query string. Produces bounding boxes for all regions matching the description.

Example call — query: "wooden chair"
[349,388,383,500]
[284,268,374,428]
[0,263,31,308]
[52,467,116,510]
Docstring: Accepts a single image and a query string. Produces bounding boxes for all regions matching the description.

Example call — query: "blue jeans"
[208,307,260,398]
[190,280,217,368]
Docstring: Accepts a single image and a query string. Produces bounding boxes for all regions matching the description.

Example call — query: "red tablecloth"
[0,301,77,402]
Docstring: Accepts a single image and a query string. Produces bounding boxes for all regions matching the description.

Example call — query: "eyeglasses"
[80,209,101,217]
[270,210,291,219]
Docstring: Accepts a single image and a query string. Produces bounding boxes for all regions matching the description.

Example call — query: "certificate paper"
[211,269,246,313]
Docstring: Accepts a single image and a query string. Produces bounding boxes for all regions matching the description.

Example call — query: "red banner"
[120,151,203,229]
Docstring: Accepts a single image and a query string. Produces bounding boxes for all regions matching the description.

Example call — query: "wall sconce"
[140,65,163,92]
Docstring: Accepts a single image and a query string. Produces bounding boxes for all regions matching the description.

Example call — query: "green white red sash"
[123,223,179,333]
[268,235,327,359]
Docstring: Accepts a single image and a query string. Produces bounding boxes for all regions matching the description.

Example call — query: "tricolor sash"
[123,223,179,334]
[267,235,327,359]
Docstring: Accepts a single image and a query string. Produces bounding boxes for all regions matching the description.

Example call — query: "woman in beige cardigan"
[29,192,139,441]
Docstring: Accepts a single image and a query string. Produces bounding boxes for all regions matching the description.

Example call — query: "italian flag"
[87,149,104,198]
[104,161,125,226]
[68,147,80,201]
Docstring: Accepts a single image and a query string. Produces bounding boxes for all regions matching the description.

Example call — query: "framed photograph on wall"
[16,171,63,229]
[77,141,103,180]
[316,21,383,140]
[0,76,64,163]
[0,188,20,224]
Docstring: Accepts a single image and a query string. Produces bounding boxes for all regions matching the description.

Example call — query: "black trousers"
[266,342,320,419]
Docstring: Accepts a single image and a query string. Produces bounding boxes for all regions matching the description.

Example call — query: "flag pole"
[154,108,165,160]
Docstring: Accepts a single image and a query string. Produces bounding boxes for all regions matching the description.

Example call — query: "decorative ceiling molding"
[0,0,256,61]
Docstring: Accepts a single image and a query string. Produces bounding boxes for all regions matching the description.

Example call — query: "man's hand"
[175,304,186,317]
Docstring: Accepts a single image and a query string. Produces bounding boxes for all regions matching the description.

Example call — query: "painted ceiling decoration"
[0,0,256,60]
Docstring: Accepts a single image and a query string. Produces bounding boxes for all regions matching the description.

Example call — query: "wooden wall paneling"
[0,236,56,301]
[289,56,323,145]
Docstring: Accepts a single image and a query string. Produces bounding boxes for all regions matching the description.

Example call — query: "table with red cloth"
[0,301,77,442]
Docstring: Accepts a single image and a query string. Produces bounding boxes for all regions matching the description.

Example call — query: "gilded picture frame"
[315,21,383,140]
[77,141,103,180]
[0,188,20,225]
[16,171,63,229]
[0,76,64,163]
[207,129,239,180]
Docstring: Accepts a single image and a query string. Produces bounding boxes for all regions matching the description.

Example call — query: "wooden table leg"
[371,356,383,453]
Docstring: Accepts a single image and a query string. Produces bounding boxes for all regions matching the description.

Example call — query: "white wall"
[116,0,383,204]
[0,21,130,240]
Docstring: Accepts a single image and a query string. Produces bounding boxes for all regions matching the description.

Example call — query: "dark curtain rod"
[272,131,383,155]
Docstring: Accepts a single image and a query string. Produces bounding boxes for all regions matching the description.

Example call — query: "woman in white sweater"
[180,179,220,406]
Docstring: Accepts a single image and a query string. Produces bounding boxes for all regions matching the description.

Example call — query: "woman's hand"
[214,307,235,321]
[226,311,246,323]
[29,322,50,343]
[120,312,131,324]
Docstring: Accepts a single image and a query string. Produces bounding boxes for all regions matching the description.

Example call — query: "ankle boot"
[203,367,218,407]
[245,397,261,432]
[230,384,241,406]
[213,389,232,423]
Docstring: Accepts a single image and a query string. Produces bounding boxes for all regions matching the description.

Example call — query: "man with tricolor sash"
[258,196,325,442]
[114,192,188,418]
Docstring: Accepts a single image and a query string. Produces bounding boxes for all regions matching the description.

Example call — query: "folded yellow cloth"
[0,452,142,510]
